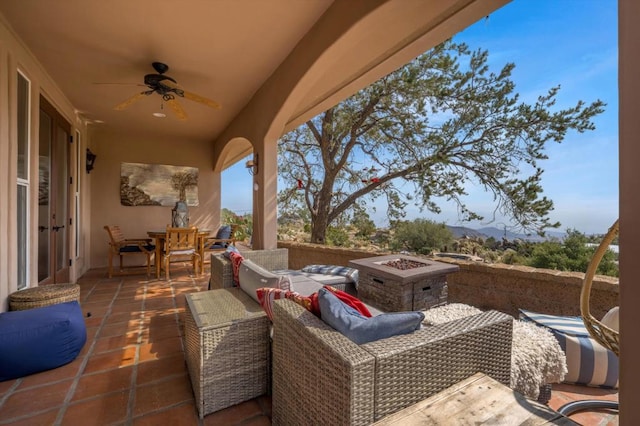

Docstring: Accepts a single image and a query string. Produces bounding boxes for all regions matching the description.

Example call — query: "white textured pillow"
[238,259,290,303]
[601,306,619,332]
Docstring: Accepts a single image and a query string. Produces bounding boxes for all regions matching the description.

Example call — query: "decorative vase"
[171,200,189,227]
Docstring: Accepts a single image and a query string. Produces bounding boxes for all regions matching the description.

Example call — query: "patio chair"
[202,224,238,261]
[557,219,619,416]
[104,225,155,278]
[163,226,201,280]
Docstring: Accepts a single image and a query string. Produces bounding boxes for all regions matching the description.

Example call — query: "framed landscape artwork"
[120,162,199,206]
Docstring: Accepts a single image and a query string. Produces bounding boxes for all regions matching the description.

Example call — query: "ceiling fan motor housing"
[144,73,176,87]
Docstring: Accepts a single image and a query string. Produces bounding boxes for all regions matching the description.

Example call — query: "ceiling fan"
[112,62,221,120]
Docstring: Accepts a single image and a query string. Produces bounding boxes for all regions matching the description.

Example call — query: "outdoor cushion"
[519,309,618,388]
[239,259,291,303]
[256,287,313,321]
[0,301,86,381]
[222,245,240,259]
[215,225,232,240]
[601,306,619,332]
[119,244,155,253]
[301,264,359,284]
[318,288,423,344]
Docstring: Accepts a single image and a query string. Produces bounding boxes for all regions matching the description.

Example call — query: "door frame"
[38,95,72,284]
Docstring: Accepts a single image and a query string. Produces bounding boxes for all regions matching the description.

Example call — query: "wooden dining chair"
[104,225,155,278]
[202,224,239,263]
[163,226,201,280]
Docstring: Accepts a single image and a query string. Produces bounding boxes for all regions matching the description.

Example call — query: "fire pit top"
[349,254,459,283]
[380,258,428,270]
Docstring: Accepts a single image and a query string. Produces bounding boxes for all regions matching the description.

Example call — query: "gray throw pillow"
[318,288,424,344]
[239,259,290,303]
[222,245,240,259]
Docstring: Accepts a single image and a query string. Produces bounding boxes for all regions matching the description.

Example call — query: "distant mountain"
[446,225,565,242]
[446,226,487,239]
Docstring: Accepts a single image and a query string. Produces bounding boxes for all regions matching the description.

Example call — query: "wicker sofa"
[208,248,357,294]
[209,248,289,289]
[206,248,515,424]
[270,298,514,425]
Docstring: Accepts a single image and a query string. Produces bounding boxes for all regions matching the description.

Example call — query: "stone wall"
[277,241,619,318]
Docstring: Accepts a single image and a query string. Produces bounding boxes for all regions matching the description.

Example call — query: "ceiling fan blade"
[166,98,188,120]
[114,92,147,110]
[159,79,221,110]
[182,90,222,110]
[94,82,146,87]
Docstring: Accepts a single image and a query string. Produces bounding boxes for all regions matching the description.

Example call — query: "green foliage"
[501,248,527,265]
[389,219,454,255]
[484,236,498,249]
[277,39,604,244]
[351,210,377,239]
[527,229,618,276]
[326,226,349,247]
[221,209,252,242]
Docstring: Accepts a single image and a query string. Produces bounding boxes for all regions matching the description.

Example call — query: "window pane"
[17,184,28,289]
[17,73,29,180]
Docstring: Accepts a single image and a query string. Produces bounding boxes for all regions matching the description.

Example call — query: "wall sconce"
[245,154,258,176]
[86,148,97,174]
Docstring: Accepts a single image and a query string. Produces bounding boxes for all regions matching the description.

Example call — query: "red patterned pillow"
[320,285,372,317]
[256,287,314,321]
[229,251,244,286]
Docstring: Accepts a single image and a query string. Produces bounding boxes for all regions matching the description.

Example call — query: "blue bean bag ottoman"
[0,301,86,381]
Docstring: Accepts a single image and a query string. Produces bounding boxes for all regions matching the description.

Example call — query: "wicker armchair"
[209,248,289,289]
[271,299,513,426]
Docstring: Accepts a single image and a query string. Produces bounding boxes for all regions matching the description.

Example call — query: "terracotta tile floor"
[0,264,618,425]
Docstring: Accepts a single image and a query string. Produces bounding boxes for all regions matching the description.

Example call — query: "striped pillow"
[256,288,312,321]
[301,264,359,284]
[519,309,618,389]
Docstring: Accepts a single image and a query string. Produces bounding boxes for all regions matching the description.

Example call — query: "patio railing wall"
[277,241,619,318]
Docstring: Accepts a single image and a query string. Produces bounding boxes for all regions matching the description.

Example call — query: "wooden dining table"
[147,229,211,279]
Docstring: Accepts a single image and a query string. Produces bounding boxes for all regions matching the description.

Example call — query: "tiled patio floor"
[0,264,618,425]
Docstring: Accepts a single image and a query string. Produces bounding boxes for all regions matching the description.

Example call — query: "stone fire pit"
[349,254,459,312]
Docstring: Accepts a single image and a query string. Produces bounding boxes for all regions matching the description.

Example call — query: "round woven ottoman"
[9,284,81,311]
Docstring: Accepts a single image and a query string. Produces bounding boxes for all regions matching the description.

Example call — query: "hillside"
[447,225,566,242]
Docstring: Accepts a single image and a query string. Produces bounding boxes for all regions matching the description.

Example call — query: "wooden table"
[147,229,211,279]
[373,372,579,425]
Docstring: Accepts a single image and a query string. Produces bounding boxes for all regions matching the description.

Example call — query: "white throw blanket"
[422,303,567,400]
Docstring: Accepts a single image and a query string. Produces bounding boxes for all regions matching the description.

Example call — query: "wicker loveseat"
[209,248,289,289]
[270,298,514,426]
[208,248,357,294]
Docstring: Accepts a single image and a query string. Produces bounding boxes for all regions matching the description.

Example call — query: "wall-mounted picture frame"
[120,162,199,206]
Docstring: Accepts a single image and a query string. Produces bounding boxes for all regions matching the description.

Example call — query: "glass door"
[38,96,71,284]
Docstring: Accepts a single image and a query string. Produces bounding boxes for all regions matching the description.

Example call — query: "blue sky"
[222,1,618,235]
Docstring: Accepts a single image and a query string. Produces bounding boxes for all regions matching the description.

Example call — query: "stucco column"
[619,0,639,422]
[251,135,278,249]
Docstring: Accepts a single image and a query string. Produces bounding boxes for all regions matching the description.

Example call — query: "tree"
[389,219,454,255]
[221,208,252,242]
[528,229,618,276]
[277,40,605,244]
[351,209,377,240]
[171,171,197,202]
